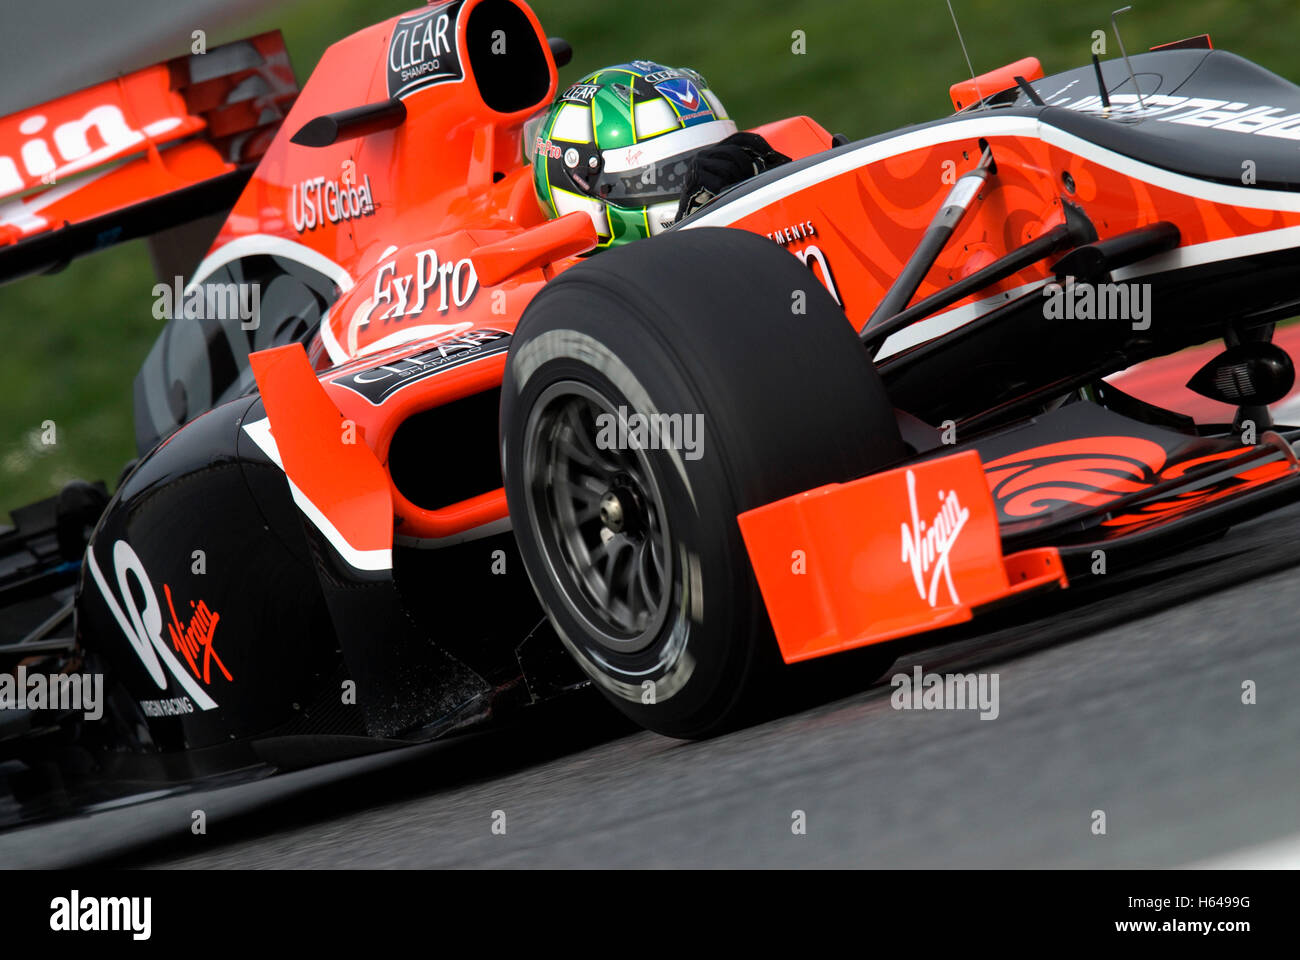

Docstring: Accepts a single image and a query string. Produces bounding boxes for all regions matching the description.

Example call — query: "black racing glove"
[673,132,791,223]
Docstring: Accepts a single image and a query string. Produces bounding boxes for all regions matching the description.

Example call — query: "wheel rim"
[523,381,673,653]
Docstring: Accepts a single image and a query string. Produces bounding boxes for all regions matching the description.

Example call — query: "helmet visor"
[593,153,697,206]
[587,118,738,208]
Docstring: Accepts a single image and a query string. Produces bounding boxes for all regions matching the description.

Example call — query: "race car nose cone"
[599,490,626,533]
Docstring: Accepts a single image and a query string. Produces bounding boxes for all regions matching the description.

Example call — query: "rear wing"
[0,32,298,285]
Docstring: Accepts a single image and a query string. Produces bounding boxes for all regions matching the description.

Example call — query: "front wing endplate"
[738,450,1067,663]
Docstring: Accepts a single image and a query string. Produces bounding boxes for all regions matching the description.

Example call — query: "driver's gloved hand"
[674,132,791,223]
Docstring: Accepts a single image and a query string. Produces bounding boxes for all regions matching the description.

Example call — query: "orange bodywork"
[738,450,1067,663]
[699,130,1300,344]
[204,5,1300,614]
[318,335,513,540]
[250,343,395,569]
[949,57,1044,111]
[183,1,839,545]
[20,2,1295,659]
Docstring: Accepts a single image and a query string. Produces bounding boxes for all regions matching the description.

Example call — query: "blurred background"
[2,0,1298,509]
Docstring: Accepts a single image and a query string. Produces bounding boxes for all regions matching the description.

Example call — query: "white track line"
[1188,832,1300,868]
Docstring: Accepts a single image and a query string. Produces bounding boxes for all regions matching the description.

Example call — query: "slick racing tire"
[502,227,907,738]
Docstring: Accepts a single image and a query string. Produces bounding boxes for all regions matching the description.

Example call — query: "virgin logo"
[86,539,220,711]
[900,469,969,608]
[0,104,183,198]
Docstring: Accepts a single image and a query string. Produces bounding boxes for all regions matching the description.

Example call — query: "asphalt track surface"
[2,497,1298,868]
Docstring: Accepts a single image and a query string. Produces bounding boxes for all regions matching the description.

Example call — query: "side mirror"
[949,57,1043,111]
[1187,341,1296,407]
[548,37,573,68]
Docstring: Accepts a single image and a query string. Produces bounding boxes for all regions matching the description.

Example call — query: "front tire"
[502,228,905,737]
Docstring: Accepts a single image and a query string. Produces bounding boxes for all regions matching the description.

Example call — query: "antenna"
[946,0,984,109]
[1091,53,1111,111]
[1110,6,1146,110]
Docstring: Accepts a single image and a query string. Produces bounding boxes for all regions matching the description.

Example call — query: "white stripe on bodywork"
[876,279,1051,359]
[189,234,355,366]
[683,114,1300,229]
[681,114,1300,356]
[1110,224,1300,280]
[395,516,512,550]
[242,416,392,572]
[356,320,474,357]
[189,233,355,292]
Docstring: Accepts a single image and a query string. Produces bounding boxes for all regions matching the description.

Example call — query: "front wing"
[739,410,1300,663]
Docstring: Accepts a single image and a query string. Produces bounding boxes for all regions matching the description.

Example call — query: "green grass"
[3,0,1298,509]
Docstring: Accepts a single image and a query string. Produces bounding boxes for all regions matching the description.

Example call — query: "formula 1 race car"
[4,0,1300,816]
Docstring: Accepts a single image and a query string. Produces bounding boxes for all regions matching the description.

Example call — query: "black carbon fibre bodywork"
[64,390,554,777]
[77,397,343,752]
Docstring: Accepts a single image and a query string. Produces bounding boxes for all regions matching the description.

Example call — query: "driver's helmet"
[528,60,736,250]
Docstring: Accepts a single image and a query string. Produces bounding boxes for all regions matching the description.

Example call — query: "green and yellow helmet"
[528,61,736,249]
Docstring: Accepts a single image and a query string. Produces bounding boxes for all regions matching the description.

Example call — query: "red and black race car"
[3,0,1300,811]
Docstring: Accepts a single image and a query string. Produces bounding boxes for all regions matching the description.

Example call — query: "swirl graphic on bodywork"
[983,436,1168,519]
